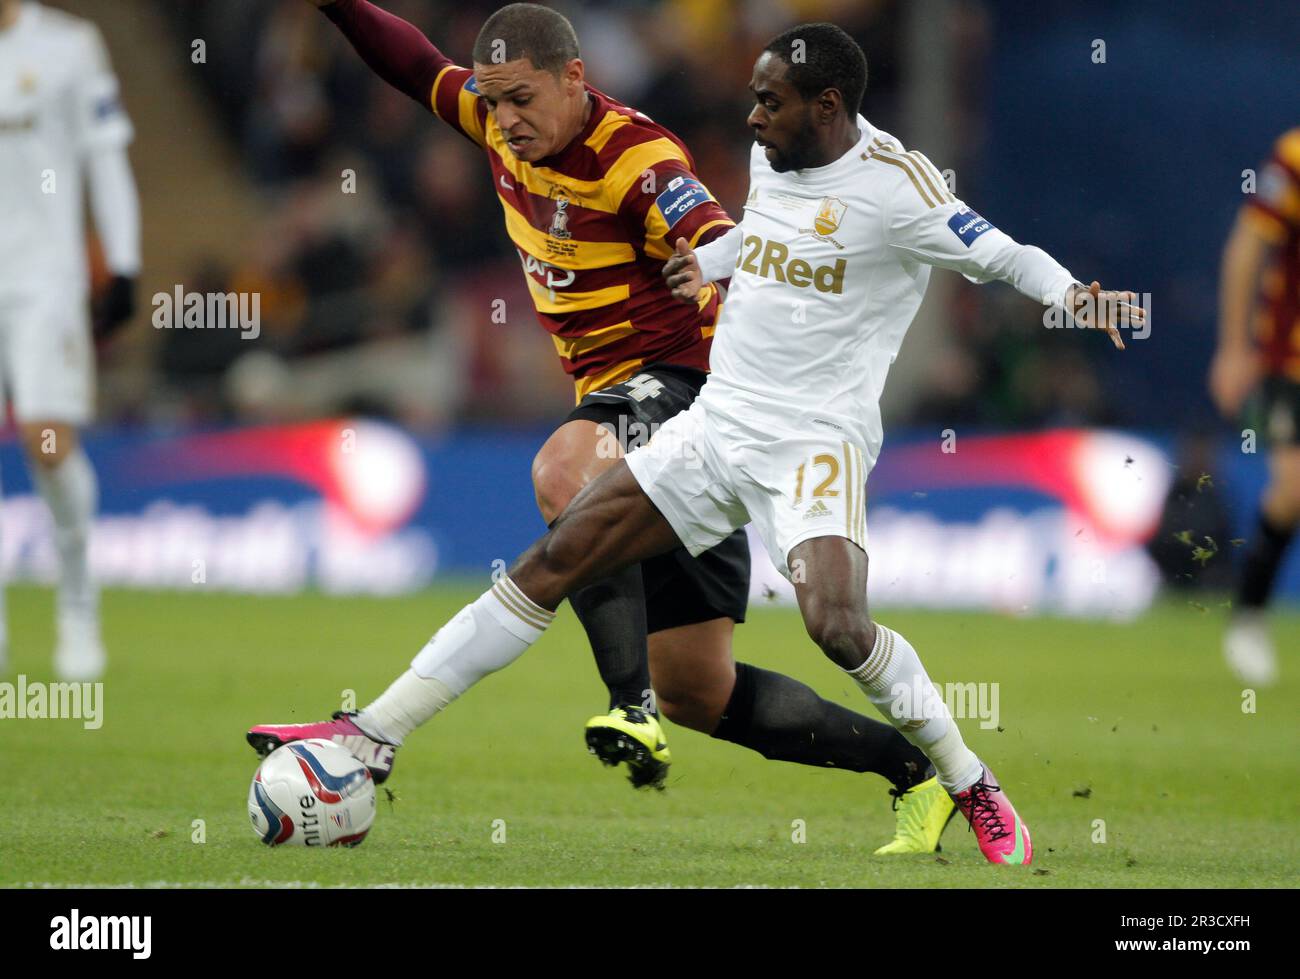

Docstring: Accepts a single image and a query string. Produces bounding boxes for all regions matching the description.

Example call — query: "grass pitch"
[2,583,1296,888]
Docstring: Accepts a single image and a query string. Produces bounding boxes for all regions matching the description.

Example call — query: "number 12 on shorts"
[793,453,842,505]
[791,443,868,549]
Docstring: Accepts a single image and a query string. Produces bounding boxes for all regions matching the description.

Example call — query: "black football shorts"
[564,363,750,632]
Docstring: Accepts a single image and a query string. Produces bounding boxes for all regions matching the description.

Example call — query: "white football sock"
[357,575,554,744]
[845,623,983,793]
[355,670,455,746]
[32,448,99,629]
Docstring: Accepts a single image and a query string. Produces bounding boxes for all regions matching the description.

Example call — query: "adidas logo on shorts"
[803,501,833,520]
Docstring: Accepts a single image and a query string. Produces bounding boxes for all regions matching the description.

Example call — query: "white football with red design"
[248,738,376,847]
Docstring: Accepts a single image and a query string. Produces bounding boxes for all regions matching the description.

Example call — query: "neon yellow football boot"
[584,706,672,790]
[873,775,957,855]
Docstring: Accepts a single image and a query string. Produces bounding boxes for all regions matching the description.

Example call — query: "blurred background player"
[0,0,139,680]
[1211,127,1300,687]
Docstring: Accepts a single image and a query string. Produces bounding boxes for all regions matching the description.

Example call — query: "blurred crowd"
[147,0,1109,430]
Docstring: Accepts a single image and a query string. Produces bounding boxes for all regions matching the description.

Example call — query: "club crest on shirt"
[549,190,573,240]
[813,197,848,237]
[798,196,849,249]
[18,71,37,95]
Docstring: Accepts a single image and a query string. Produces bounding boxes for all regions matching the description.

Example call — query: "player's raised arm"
[882,161,1142,349]
[313,0,486,146]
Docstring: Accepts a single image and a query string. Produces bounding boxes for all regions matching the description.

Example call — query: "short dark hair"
[762,22,867,115]
[472,3,580,75]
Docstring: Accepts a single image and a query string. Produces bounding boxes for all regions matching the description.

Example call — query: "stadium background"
[6,0,1296,610]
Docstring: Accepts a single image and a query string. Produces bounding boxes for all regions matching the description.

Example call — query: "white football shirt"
[0,1,133,295]
[694,117,1078,465]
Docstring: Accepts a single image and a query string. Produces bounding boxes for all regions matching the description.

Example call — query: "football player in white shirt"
[0,0,140,681]
[249,23,1143,865]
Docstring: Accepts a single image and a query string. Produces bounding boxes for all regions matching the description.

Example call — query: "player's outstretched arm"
[883,168,1144,350]
[311,0,451,111]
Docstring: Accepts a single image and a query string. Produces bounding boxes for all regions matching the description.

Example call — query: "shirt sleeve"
[619,159,734,261]
[428,66,489,149]
[885,162,1078,309]
[74,24,133,154]
[1242,129,1300,244]
[324,0,487,148]
[695,222,744,283]
[692,143,767,283]
[87,145,141,276]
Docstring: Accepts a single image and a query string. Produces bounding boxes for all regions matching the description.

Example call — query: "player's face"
[473,57,588,162]
[747,52,820,173]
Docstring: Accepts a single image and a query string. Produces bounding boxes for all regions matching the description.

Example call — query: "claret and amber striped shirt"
[1242,128,1300,380]
[324,0,734,400]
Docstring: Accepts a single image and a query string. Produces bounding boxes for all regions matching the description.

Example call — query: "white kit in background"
[0,1,141,679]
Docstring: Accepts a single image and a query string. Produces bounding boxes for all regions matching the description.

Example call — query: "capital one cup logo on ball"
[248,739,376,847]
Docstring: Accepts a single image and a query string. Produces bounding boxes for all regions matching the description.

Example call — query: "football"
[248,739,376,847]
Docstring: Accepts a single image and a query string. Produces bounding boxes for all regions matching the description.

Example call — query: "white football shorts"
[0,287,94,425]
[624,397,870,580]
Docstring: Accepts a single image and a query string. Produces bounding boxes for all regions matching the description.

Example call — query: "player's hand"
[662,237,703,304]
[93,274,137,344]
[1209,343,1261,418]
[1065,280,1143,351]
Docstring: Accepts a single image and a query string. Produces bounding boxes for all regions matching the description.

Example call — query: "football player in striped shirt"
[251,1,957,855]
[1212,128,1300,686]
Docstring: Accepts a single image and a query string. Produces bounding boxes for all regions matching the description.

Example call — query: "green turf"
[1,583,1295,888]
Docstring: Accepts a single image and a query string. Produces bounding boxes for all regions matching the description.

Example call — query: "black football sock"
[712,662,931,791]
[1237,509,1297,609]
[568,563,654,713]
